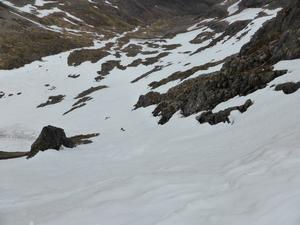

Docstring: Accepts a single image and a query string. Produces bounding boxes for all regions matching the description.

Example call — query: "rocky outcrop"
[27,126,99,159]
[134,92,162,109]
[95,60,126,81]
[149,68,285,124]
[193,20,251,54]
[275,82,300,94]
[27,126,74,158]
[148,60,225,89]
[68,49,110,66]
[197,99,253,125]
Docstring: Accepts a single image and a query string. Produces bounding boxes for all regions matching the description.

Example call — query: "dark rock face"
[197,99,253,125]
[275,82,300,94]
[27,126,74,158]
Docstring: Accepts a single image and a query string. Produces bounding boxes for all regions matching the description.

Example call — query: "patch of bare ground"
[192,20,251,55]
[37,95,65,108]
[161,44,182,50]
[122,44,143,57]
[0,29,93,70]
[95,60,126,81]
[131,66,164,83]
[128,52,170,68]
[64,85,108,115]
[75,85,108,99]
[68,49,110,66]
[141,50,159,55]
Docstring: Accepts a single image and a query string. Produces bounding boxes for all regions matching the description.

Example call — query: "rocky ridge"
[135,0,300,124]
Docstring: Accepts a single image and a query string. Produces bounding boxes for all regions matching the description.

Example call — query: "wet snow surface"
[1,4,300,225]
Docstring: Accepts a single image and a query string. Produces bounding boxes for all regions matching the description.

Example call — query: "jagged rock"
[27,126,74,158]
[275,82,300,94]
[197,99,253,125]
[135,67,286,124]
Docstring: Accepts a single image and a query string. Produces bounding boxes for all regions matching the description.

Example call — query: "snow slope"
[1,4,300,225]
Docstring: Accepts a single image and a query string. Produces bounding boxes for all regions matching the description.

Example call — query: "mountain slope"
[0,0,225,70]
[0,1,300,225]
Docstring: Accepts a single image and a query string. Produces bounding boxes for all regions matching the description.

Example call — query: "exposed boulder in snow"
[27,126,100,158]
[197,99,253,125]
[27,125,74,158]
[275,82,300,94]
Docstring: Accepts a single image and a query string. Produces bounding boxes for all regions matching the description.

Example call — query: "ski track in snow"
[1,5,300,225]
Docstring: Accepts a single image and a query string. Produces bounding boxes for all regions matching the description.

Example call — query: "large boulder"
[27,126,74,159]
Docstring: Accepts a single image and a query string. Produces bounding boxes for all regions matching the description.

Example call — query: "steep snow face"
[1,4,300,225]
